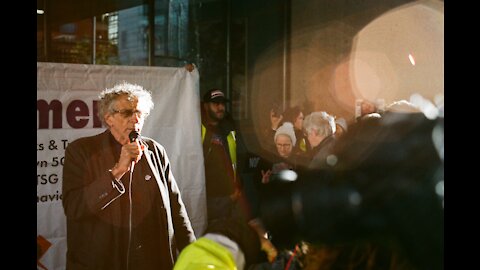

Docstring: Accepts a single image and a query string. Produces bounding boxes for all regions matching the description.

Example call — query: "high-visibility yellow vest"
[202,124,237,180]
[173,237,238,270]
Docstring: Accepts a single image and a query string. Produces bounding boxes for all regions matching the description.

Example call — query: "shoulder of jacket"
[141,136,164,150]
[67,131,106,148]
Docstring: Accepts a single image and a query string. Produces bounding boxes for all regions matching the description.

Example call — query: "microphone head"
[129,131,140,143]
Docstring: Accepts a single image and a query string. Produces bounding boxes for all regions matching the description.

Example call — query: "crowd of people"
[60,79,443,270]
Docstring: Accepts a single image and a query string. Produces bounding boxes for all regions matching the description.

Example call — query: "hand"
[260,237,278,263]
[185,63,195,72]
[117,141,144,173]
[229,189,242,202]
[261,169,272,184]
[247,218,277,262]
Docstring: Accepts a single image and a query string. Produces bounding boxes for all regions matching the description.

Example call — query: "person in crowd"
[360,100,377,115]
[260,122,301,184]
[334,117,348,138]
[356,99,384,122]
[174,217,262,270]
[358,99,423,123]
[250,121,324,270]
[281,105,310,155]
[355,99,378,120]
[386,99,422,113]
[303,111,337,169]
[62,82,196,270]
[359,112,382,121]
[252,121,309,266]
[263,105,310,157]
[262,103,284,155]
[201,88,277,266]
[201,88,246,224]
[260,107,444,270]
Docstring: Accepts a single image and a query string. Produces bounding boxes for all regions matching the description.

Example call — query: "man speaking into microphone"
[62,82,196,270]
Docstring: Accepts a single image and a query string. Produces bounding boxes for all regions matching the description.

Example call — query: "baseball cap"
[203,89,229,103]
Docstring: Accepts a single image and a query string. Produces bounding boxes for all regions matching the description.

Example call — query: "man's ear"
[105,114,113,127]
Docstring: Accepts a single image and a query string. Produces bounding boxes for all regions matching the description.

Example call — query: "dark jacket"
[62,130,195,270]
[308,134,337,170]
[201,110,248,197]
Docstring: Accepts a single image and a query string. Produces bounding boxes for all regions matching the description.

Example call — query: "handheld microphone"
[128,131,140,172]
[129,130,140,143]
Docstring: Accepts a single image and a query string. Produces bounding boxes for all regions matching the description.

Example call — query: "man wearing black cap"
[200,89,244,223]
[200,89,279,266]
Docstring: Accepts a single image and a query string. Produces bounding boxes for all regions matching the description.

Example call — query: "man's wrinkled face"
[106,95,149,144]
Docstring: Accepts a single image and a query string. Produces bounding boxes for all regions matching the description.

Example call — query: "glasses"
[276,143,292,148]
[112,109,149,118]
